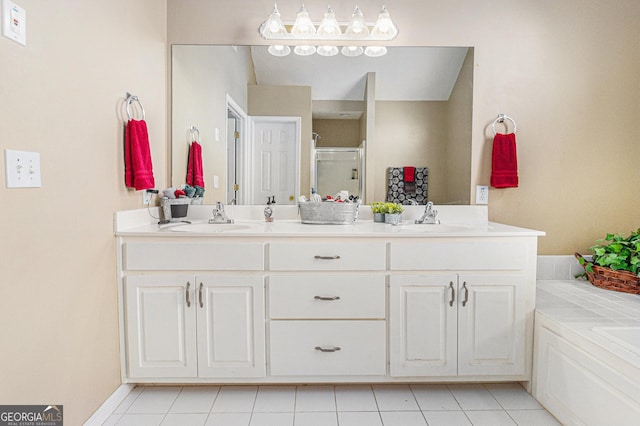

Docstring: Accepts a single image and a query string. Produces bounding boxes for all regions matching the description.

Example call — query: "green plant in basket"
[578,228,640,276]
[370,202,385,213]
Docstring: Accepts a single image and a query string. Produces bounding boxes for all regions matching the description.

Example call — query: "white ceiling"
[250,46,469,104]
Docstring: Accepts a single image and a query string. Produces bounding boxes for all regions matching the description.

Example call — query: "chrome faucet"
[209,201,234,224]
[415,201,440,224]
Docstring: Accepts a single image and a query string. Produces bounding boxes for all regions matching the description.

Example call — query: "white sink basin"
[166,223,251,233]
[393,223,474,233]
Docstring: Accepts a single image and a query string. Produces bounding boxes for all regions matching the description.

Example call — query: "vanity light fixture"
[259,3,398,57]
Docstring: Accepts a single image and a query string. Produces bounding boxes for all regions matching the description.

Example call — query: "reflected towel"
[125,119,155,190]
[404,166,416,194]
[490,133,519,188]
[186,141,205,187]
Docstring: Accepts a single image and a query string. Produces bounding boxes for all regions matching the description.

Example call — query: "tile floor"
[103,383,560,425]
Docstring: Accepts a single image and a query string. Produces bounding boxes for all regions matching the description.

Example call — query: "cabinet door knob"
[315,346,341,353]
[185,282,191,308]
[314,295,341,301]
[314,255,341,260]
[462,282,469,307]
[449,281,455,307]
[198,282,204,308]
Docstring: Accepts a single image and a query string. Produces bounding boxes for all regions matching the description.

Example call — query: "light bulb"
[345,6,369,38]
[292,4,316,36]
[317,6,341,37]
[261,3,287,37]
[364,46,387,57]
[371,5,398,39]
[317,45,339,56]
[294,45,317,56]
[268,45,291,56]
[341,45,363,57]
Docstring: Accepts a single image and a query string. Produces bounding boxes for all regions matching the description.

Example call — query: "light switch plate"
[2,0,26,46]
[5,149,41,188]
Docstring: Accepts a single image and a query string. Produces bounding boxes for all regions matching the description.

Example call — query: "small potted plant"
[371,202,386,223]
[384,202,404,225]
[576,228,640,294]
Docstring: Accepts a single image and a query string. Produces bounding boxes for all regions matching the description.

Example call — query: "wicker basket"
[575,253,640,294]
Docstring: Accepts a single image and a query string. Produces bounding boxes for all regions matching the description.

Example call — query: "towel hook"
[492,114,517,135]
[189,126,200,143]
[125,92,146,121]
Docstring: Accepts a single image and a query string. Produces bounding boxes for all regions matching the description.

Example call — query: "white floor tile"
[335,385,378,412]
[410,384,461,411]
[484,383,542,410]
[464,410,517,425]
[249,412,294,426]
[507,409,562,426]
[126,387,181,414]
[211,386,258,413]
[205,412,251,426]
[380,411,427,426]
[170,386,219,413]
[293,412,338,426]
[421,411,472,426]
[113,387,143,414]
[161,413,208,425]
[337,411,383,426]
[253,386,296,413]
[115,413,165,426]
[372,384,419,411]
[447,384,502,410]
[295,385,336,412]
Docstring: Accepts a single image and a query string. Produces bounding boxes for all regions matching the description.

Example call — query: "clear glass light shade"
[268,45,291,56]
[262,4,287,37]
[291,5,316,36]
[341,45,363,57]
[344,6,370,38]
[364,46,387,57]
[294,45,317,56]
[317,6,341,37]
[371,5,398,39]
[316,45,339,56]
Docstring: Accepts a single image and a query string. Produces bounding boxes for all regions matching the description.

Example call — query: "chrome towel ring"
[189,125,200,143]
[126,92,146,121]
[492,114,517,135]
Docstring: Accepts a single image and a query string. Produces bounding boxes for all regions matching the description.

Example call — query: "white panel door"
[250,117,300,205]
[457,274,526,376]
[125,275,197,378]
[196,275,265,378]
[390,274,458,377]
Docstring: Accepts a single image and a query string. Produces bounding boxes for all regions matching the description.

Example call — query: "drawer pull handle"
[185,282,191,308]
[198,282,204,308]
[449,281,455,307]
[314,255,341,260]
[315,346,341,353]
[314,295,341,301]
[462,282,469,307]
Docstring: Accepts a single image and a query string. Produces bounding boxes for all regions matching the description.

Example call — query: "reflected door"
[249,117,300,205]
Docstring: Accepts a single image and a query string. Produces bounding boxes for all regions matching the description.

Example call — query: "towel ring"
[189,126,200,143]
[492,114,517,135]
[126,92,146,121]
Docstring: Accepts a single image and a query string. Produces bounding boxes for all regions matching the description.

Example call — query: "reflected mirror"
[172,45,473,205]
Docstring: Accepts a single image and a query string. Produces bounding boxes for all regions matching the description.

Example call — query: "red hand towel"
[404,166,415,183]
[490,133,519,188]
[186,141,205,187]
[125,119,155,190]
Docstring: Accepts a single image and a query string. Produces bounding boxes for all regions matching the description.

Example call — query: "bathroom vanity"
[115,205,543,384]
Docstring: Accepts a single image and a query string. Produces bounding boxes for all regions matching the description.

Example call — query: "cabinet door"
[125,275,197,378]
[390,274,458,377]
[457,274,526,376]
[196,275,265,378]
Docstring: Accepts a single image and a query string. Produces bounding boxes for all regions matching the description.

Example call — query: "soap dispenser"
[264,196,275,222]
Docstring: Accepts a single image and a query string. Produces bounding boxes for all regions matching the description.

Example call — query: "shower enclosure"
[310,140,365,200]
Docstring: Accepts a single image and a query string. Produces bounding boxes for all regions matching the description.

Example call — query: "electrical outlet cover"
[476,185,489,204]
[2,0,27,46]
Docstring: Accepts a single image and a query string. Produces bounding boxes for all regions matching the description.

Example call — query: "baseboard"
[83,384,135,426]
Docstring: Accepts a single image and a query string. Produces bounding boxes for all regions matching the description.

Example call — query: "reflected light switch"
[5,149,41,188]
[2,0,27,46]
[213,175,219,189]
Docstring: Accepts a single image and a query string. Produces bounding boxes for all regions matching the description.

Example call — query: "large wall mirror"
[172,45,473,205]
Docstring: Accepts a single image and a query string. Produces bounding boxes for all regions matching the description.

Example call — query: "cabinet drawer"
[269,320,386,376]
[124,242,264,271]
[269,275,385,319]
[390,240,527,271]
[269,242,386,271]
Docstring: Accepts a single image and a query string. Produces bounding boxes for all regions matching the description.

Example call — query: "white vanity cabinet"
[389,239,533,380]
[121,240,266,380]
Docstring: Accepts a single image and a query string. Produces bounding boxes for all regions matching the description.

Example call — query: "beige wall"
[0,0,167,424]
[167,0,640,254]
[313,119,361,148]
